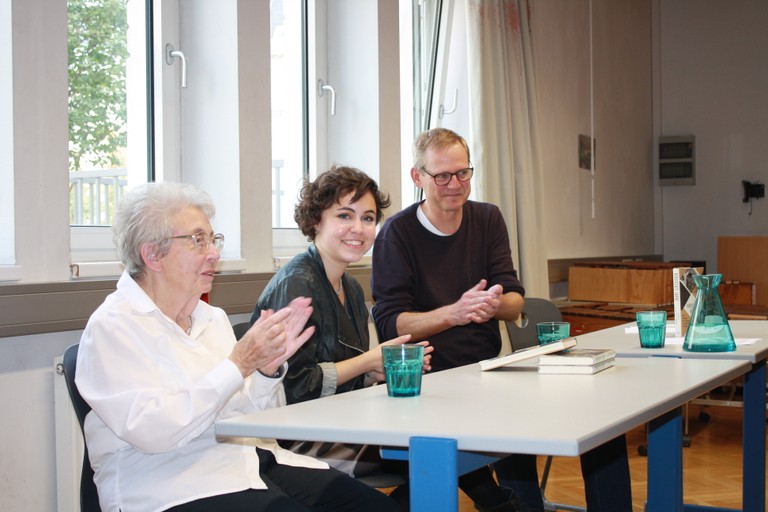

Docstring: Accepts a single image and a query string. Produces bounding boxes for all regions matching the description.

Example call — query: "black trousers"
[165,448,400,512]
[494,435,633,512]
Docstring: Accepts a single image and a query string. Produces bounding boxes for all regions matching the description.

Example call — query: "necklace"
[186,315,193,335]
[335,282,343,295]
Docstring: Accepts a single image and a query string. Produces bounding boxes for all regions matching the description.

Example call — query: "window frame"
[67,0,152,275]
[5,0,412,284]
[0,0,18,279]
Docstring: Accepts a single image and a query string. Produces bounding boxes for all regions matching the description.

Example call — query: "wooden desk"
[216,357,749,512]
[560,302,644,334]
[719,236,768,305]
[560,302,764,335]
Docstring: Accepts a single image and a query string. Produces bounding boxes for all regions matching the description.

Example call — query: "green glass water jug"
[683,273,736,352]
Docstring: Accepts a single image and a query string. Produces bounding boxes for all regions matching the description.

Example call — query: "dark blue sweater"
[372,201,525,371]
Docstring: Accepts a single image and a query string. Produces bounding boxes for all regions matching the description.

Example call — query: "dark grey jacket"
[252,244,370,404]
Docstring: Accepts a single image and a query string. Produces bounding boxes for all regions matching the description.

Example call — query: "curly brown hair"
[294,165,391,241]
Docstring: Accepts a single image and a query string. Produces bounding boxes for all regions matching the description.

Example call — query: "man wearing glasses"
[372,127,525,374]
[371,128,631,512]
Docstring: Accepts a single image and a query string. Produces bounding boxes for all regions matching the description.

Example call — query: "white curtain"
[465,0,549,298]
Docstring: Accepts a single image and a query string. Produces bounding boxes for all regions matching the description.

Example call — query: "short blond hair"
[412,128,470,170]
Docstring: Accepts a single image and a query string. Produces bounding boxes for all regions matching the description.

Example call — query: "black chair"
[62,344,102,512]
[505,297,563,351]
[232,321,251,340]
[505,298,586,512]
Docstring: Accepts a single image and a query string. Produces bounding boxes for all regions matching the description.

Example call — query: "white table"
[574,320,768,363]
[574,320,768,512]
[216,357,749,512]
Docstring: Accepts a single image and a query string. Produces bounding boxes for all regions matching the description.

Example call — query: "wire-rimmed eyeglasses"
[420,166,474,186]
[169,232,225,253]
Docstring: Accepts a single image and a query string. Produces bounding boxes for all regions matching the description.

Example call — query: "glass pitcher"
[683,273,736,352]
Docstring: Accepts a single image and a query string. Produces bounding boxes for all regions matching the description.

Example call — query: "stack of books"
[537,348,616,375]
[479,338,577,371]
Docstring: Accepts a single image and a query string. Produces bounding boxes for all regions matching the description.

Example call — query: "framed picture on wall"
[579,134,594,170]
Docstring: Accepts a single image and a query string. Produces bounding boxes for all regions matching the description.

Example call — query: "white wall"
[532,0,655,263]
[531,0,768,272]
[2,3,77,508]
[12,0,71,283]
[658,0,768,273]
[0,331,82,509]
[530,0,768,280]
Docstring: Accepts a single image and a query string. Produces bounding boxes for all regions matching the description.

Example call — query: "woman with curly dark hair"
[252,166,432,486]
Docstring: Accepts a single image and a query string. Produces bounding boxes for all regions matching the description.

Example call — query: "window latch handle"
[439,89,459,119]
[317,79,336,116]
[165,44,188,88]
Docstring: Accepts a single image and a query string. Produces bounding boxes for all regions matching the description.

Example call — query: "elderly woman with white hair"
[76,181,399,512]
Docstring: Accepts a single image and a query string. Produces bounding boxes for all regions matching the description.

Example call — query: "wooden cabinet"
[718,236,768,306]
[568,261,684,305]
[559,303,664,335]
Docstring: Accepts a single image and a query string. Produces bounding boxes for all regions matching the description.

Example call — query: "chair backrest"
[232,322,251,341]
[62,344,102,512]
[505,298,563,352]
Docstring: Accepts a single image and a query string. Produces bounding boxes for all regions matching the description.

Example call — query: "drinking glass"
[636,311,667,348]
[536,322,570,345]
[382,345,424,397]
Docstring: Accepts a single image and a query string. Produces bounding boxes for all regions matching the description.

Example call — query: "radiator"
[54,355,84,511]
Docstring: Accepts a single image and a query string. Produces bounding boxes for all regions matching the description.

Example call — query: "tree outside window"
[68,0,128,225]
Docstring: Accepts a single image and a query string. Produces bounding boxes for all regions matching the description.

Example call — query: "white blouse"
[76,271,327,512]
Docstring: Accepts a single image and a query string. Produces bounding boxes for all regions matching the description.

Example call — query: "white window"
[7,0,413,283]
[166,0,404,270]
[0,0,19,280]
[68,0,149,271]
[270,0,306,230]
[410,0,474,203]
[271,0,405,264]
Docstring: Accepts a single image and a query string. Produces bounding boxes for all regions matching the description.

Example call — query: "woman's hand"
[229,297,315,378]
[419,341,434,373]
[366,335,434,383]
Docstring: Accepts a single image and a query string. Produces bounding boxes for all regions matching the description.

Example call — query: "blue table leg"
[382,440,500,512]
[681,361,765,512]
[648,407,683,512]
[742,360,766,512]
[409,437,459,512]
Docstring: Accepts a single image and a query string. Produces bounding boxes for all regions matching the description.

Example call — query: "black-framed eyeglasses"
[420,166,474,186]
[169,232,225,253]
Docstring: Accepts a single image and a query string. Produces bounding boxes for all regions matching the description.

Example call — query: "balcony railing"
[70,160,290,227]
[69,169,128,226]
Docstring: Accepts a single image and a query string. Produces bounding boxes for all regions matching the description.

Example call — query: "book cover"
[673,267,702,337]
[479,337,578,371]
[538,358,615,375]
[538,348,616,366]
